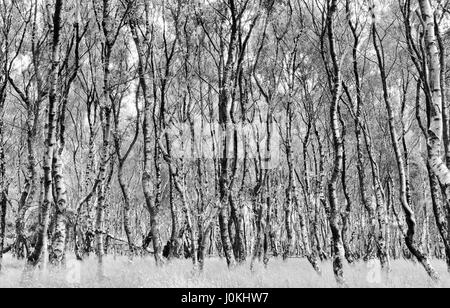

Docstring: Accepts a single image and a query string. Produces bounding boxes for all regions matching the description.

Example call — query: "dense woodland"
[1,0,450,286]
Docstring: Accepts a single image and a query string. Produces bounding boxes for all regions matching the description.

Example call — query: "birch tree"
[27,0,64,270]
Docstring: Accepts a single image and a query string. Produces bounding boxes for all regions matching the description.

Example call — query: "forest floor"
[0,254,449,288]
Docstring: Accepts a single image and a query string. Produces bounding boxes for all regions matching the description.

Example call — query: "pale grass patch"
[0,254,449,288]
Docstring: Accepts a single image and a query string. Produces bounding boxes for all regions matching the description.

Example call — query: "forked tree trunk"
[292,119,321,273]
[217,1,238,268]
[345,0,378,262]
[50,10,80,266]
[129,17,164,265]
[113,84,140,255]
[28,0,63,269]
[159,137,198,268]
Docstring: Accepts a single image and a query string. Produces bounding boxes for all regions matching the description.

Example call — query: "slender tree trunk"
[118,164,133,253]
[96,91,111,274]
[340,119,354,265]
[0,192,6,273]
[250,190,265,270]
[15,108,39,259]
[0,99,6,272]
[168,175,181,259]
[326,0,346,286]
[284,99,295,260]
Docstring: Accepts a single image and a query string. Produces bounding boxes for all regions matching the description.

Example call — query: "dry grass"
[0,254,449,288]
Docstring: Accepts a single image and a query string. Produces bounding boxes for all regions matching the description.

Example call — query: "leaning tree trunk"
[373,3,438,281]
[294,179,321,274]
[419,0,450,275]
[414,77,450,272]
[292,119,321,273]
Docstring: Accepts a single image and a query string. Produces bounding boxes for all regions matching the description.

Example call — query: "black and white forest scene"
[1,0,450,291]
